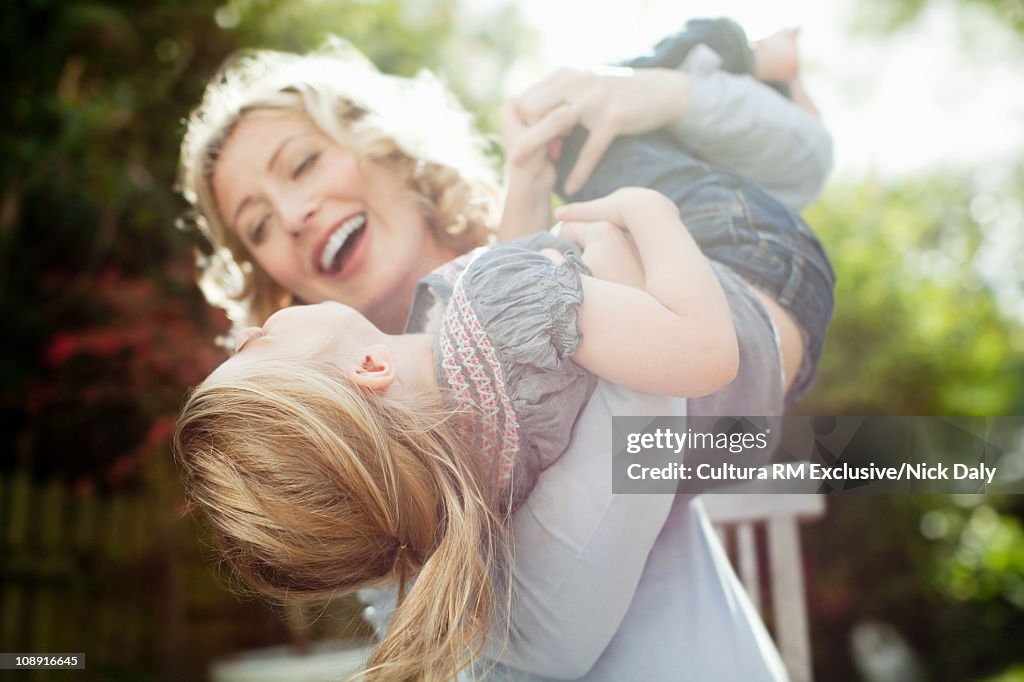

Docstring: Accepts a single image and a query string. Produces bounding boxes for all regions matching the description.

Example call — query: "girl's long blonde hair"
[178,39,501,329]
[174,358,509,680]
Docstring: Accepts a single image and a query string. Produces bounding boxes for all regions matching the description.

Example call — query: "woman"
[178,19,832,680]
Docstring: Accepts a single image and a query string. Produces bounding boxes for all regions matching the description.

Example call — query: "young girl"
[175,186,740,680]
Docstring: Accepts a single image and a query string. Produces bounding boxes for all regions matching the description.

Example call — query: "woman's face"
[212,112,457,332]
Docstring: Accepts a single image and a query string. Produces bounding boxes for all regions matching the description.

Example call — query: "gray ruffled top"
[430,236,597,509]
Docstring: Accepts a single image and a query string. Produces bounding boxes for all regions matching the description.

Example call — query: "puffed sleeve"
[458,244,598,485]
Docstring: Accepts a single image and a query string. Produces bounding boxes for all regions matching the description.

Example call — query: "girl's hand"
[562,187,738,397]
[498,99,558,240]
[501,99,557,190]
[507,68,691,195]
[556,187,679,234]
[556,188,679,290]
[557,220,645,290]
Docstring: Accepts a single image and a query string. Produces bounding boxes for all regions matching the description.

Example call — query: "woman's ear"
[351,344,397,391]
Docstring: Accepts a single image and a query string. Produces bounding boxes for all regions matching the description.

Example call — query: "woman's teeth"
[320,213,367,272]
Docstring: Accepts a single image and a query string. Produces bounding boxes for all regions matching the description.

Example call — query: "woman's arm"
[669,43,831,210]
[491,382,684,677]
[505,44,831,210]
[559,188,738,398]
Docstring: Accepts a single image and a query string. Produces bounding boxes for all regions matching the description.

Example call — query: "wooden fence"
[0,464,191,681]
[0,454,363,682]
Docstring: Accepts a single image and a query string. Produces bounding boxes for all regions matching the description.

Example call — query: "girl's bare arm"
[561,188,738,397]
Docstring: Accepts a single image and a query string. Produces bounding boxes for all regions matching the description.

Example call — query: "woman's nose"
[282,196,318,236]
[284,207,316,236]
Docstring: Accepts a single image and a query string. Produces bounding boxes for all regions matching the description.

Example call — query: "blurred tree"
[852,0,1024,37]
[797,171,1024,416]
[220,0,535,113]
[1,0,239,482]
[815,0,1024,673]
[806,493,1024,681]
[797,168,1024,680]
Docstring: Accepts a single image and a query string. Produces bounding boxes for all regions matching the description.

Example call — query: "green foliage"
[931,498,1024,608]
[806,494,1024,680]
[797,172,1024,415]
[852,0,1024,37]
[799,168,1024,679]
[210,0,534,126]
[982,665,1024,682]
[217,0,463,80]
[916,495,1024,678]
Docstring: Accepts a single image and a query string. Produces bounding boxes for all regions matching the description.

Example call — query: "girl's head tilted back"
[174,303,508,679]
[178,40,500,330]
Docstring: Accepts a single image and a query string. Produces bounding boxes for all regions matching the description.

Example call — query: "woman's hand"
[507,67,691,195]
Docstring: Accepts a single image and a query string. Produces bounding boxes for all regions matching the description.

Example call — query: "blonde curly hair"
[178,39,501,328]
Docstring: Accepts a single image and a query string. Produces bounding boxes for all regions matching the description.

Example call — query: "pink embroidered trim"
[439,280,521,482]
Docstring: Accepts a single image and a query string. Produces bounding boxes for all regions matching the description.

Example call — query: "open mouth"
[318,213,368,275]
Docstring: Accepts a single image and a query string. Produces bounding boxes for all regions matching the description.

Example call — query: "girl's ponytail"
[362,421,507,680]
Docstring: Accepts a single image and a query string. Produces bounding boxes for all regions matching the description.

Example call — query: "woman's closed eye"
[293,153,320,179]
[248,215,270,246]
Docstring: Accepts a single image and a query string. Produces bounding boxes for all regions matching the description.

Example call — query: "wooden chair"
[701,493,825,682]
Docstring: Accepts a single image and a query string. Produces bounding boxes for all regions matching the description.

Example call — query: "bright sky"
[465,0,1024,180]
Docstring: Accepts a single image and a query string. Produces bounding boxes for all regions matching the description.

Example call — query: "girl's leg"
[751,288,803,395]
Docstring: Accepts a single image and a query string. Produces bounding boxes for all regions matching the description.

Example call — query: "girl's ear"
[351,344,397,391]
